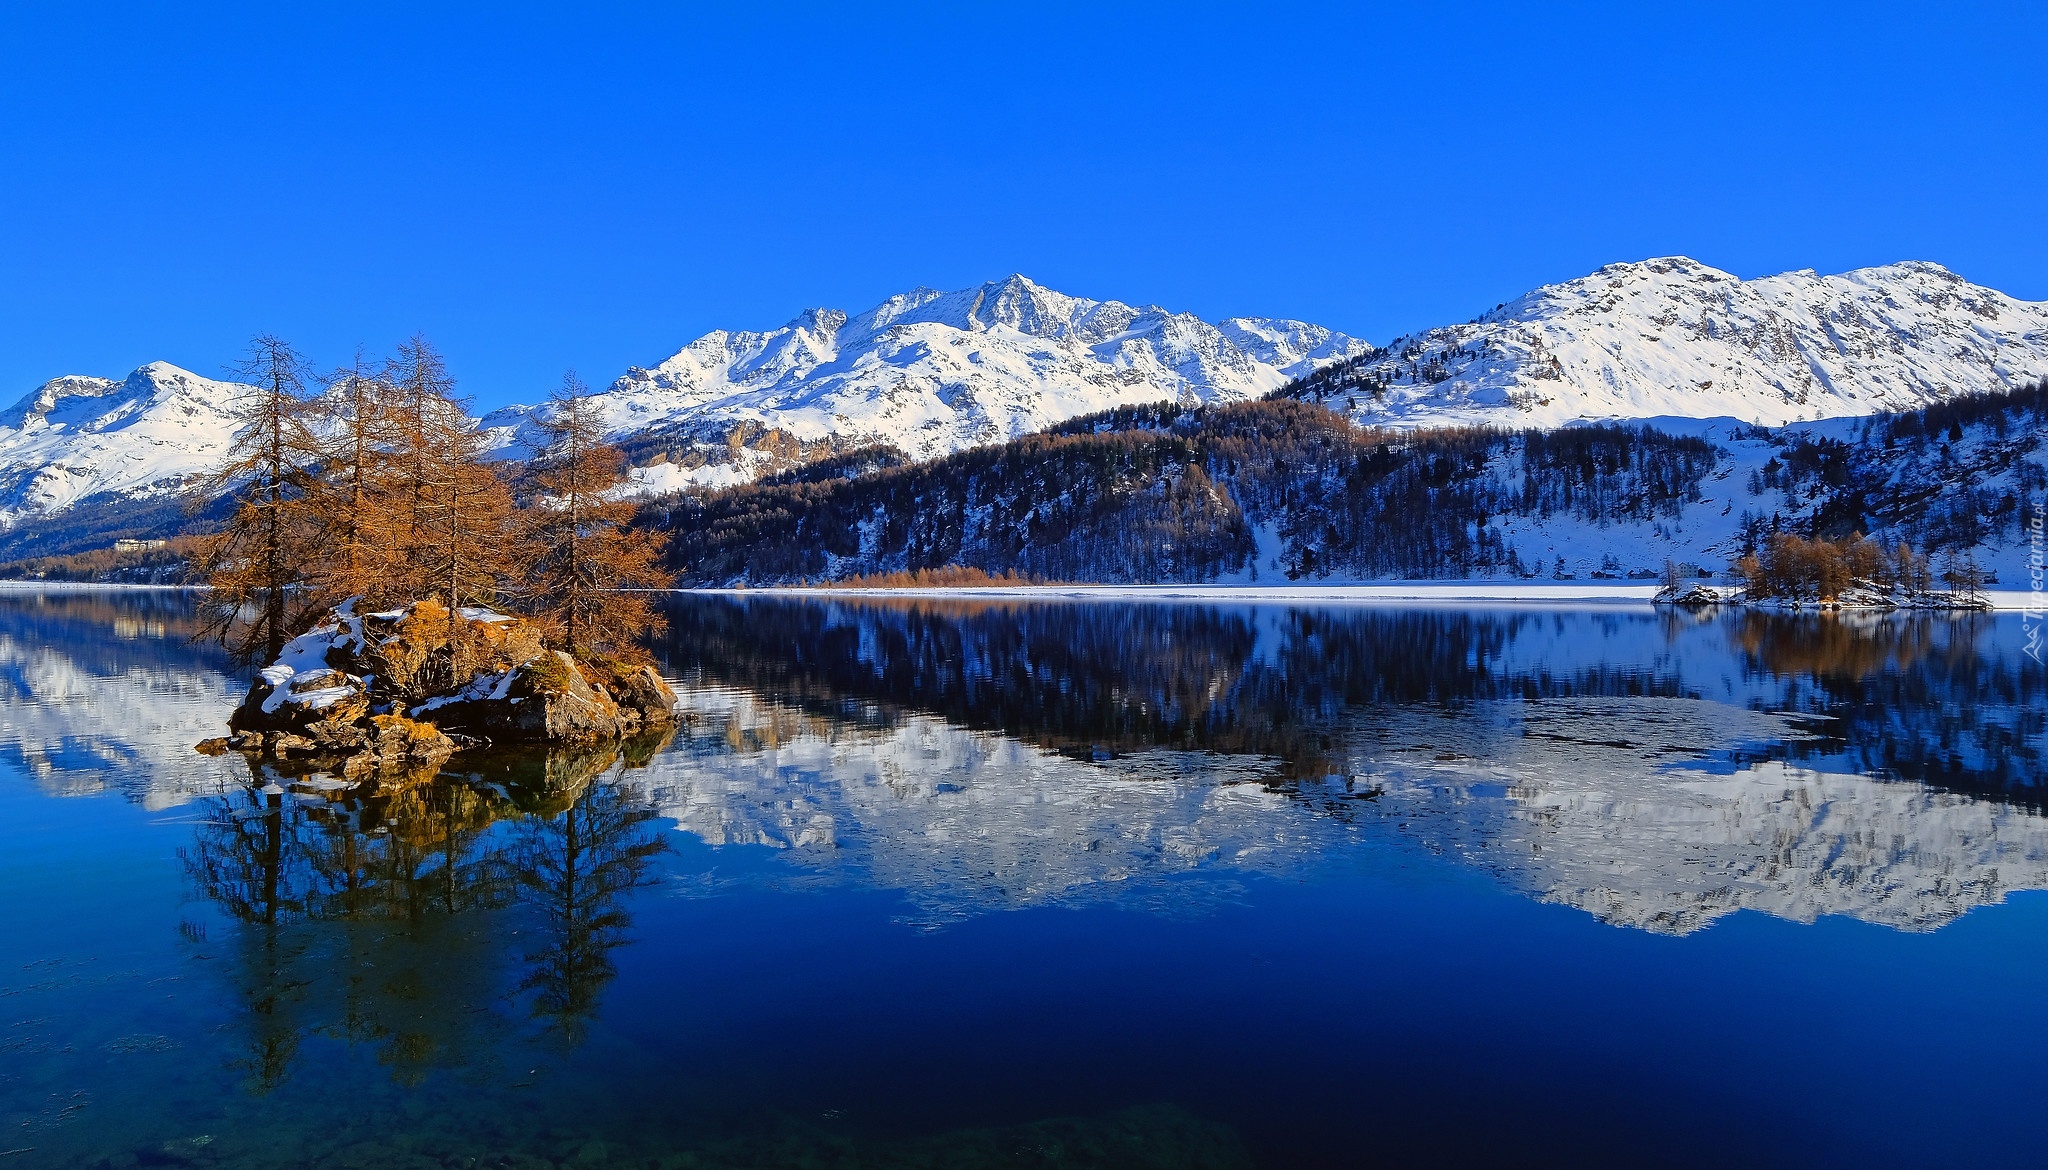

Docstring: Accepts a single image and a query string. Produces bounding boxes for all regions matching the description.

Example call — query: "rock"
[194,737,232,756]
[1654,582,1729,607]
[305,717,371,751]
[369,714,455,762]
[610,665,680,725]
[221,601,676,762]
[327,715,458,782]
[427,651,629,744]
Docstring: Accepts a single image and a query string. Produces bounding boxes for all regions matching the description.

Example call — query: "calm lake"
[2,589,2045,1169]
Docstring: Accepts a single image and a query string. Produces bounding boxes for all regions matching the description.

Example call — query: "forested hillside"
[652,400,1723,584]
[651,382,2048,586]
[1728,381,2048,557]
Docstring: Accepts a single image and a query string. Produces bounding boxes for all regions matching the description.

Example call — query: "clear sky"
[1,1,2042,410]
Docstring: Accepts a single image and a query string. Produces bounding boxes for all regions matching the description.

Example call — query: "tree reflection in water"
[178,736,670,1089]
[511,779,668,1042]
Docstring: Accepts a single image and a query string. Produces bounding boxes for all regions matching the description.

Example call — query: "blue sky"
[1,2,2042,410]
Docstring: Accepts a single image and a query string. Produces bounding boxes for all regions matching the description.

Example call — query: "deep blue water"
[2,590,2045,1169]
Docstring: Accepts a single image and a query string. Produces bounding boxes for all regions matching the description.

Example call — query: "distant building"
[112,538,167,553]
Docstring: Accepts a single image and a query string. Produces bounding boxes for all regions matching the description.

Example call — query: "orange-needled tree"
[193,335,327,662]
[383,334,469,603]
[307,351,400,610]
[520,372,670,659]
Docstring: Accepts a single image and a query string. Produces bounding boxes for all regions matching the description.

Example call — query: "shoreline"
[681,582,2042,610]
[4,580,2031,611]
[0,580,203,591]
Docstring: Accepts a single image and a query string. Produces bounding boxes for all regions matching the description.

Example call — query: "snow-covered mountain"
[481,274,1374,489]
[1299,257,2048,429]
[6,260,2045,541]
[0,362,250,529]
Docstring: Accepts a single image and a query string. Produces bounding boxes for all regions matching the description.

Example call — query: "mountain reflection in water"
[3,591,2043,940]
[3,589,2047,1168]
[639,597,2046,933]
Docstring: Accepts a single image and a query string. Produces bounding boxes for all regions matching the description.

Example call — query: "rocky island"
[200,599,678,779]
[1651,533,1995,612]
[1653,580,1994,612]
[182,344,680,784]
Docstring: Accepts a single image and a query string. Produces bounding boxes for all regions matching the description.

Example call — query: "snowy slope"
[0,362,250,529]
[1301,258,2048,429]
[480,274,1373,483]
[8,260,2044,536]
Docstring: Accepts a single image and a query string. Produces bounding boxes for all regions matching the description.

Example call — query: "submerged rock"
[213,600,679,777]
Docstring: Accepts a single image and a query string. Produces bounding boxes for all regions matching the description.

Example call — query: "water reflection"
[3,589,2043,949]
[637,596,2047,932]
[176,744,667,1089]
[510,775,669,1042]
[0,589,243,805]
[656,597,2042,798]
[5,587,2048,1167]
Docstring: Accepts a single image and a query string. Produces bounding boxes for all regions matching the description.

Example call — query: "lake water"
[2,590,2045,1169]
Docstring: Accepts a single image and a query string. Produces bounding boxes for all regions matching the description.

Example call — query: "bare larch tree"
[193,335,326,662]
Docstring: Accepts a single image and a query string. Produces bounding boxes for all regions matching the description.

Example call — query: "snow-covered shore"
[0,581,201,590]
[7,579,2033,611]
[687,583,2044,610]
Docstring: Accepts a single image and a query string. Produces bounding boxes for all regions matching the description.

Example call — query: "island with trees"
[192,335,677,780]
[1653,532,1993,610]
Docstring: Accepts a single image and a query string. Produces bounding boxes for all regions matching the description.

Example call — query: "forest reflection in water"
[177,741,669,1090]
[3,589,2048,1167]
[634,595,2047,933]
[653,595,2042,801]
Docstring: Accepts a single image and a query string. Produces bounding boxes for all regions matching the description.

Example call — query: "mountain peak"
[1302,258,2048,431]
[0,362,249,526]
[785,307,849,337]
[551,275,1372,484]
[1,374,123,429]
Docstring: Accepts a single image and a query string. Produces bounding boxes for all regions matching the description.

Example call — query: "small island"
[191,338,676,781]
[200,600,679,778]
[1653,533,1993,612]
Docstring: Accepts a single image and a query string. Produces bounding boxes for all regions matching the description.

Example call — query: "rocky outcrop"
[199,713,456,774]
[1654,582,1728,608]
[209,600,679,780]
[422,650,680,744]
[1653,580,1993,611]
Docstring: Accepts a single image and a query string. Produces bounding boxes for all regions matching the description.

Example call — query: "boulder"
[304,716,372,752]
[336,715,457,780]
[609,665,680,726]
[424,651,630,744]
[1653,582,1730,608]
[213,601,679,766]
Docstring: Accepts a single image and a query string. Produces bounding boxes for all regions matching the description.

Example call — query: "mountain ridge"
[477,272,1374,488]
[5,258,2044,543]
[1283,256,2048,429]
[0,361,249,530]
